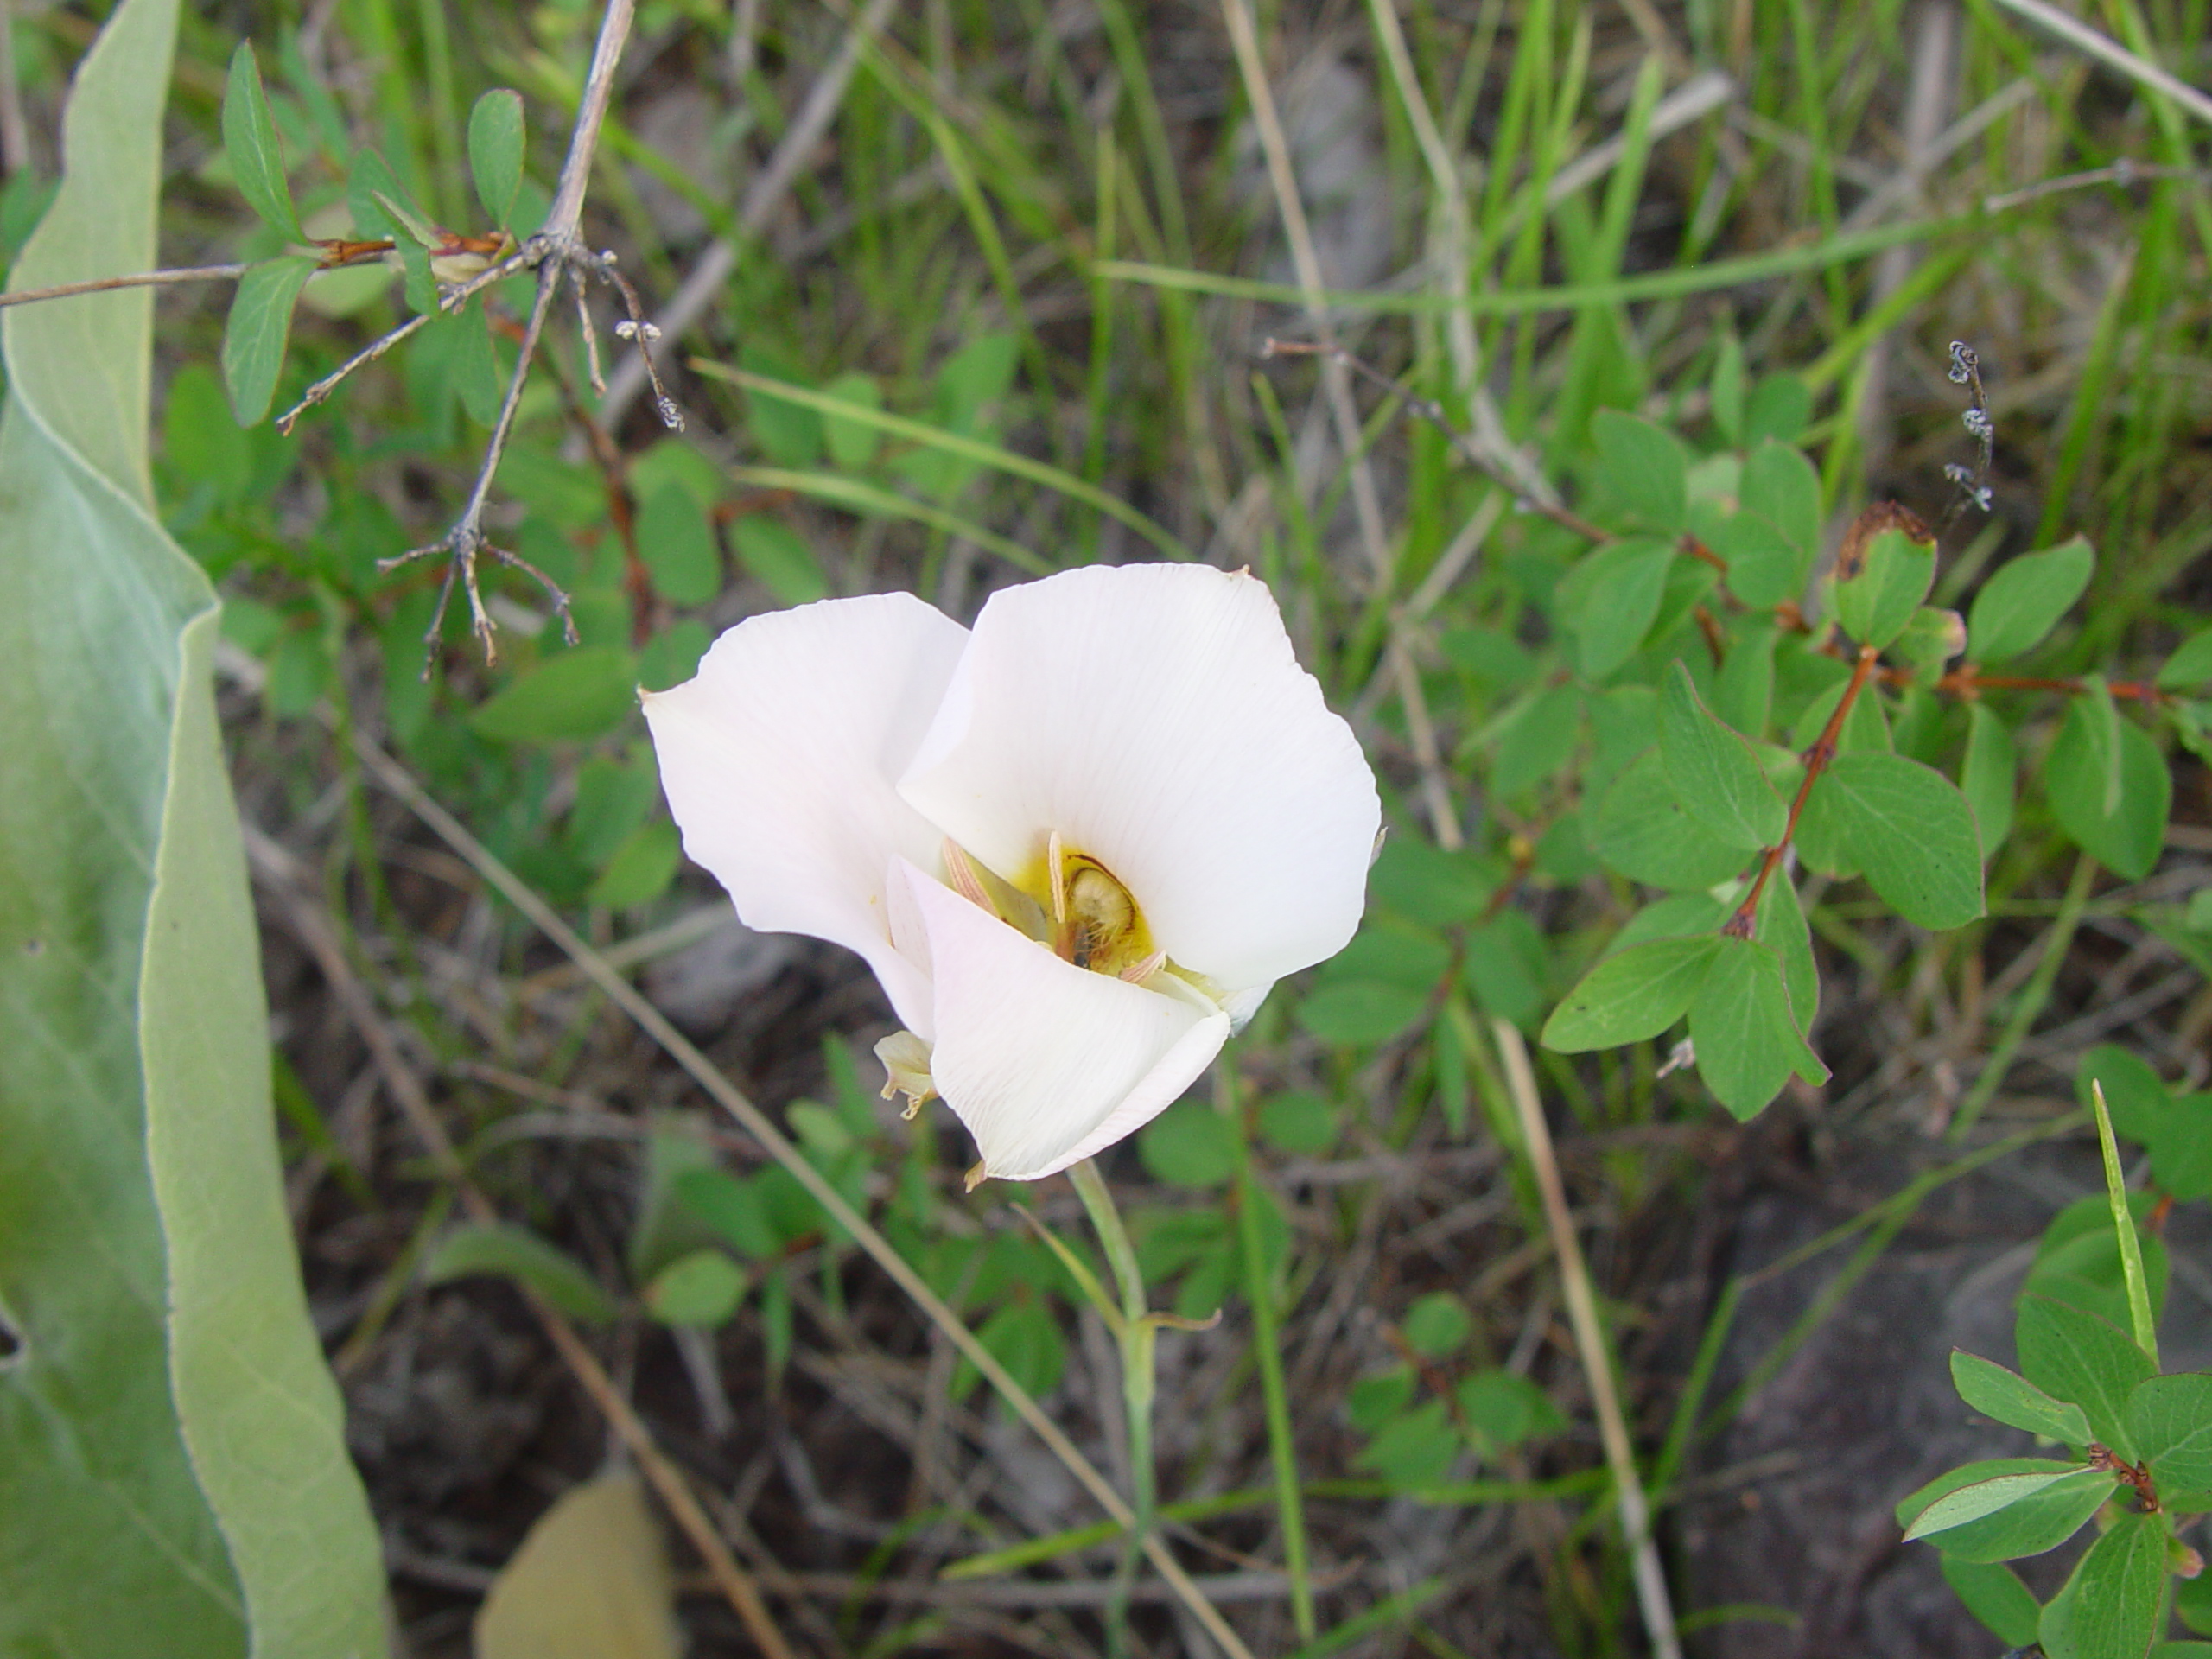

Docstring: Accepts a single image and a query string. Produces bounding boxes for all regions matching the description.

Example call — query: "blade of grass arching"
[694,361,1196,562]
[1802,240,1978,392]
[2090,1083,2159,1363]
[1220,1059,1315,1641]
[1646,1278,1741,1503]
[1783,0,1847,318]
[1506,6,1586,430]
[728,466,1052,576]
[918,105,1066,463]
[2031,244,2133,549]
[1098,219,1970,317]
[2107,189,2184,562]
[1092,0,1191,263]
[346,734,1262,1659]
[1551,53,1664,450]
[1081,137,1118,562]
[1948,852,2098,1142]
[939,1471,1611,1581]
[410,0,462,221]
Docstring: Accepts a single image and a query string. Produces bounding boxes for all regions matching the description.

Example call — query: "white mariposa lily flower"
[642,563,1379,1182]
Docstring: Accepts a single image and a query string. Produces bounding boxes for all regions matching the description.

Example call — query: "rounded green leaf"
[2038,1509,2164,1659]
[1138,1101,1236,1187]
[424,1223,619,1323]
[1402,1293,1472,1358]
[1950,1351,2092,1446]
[1834,523,1936,651]
[1961,702,2016,859]
[1660,659,1787,851]
[643,1249,747,1327]
[2158,626,2212,690]
[1688,938,1827,1119]
[731,514,830,606]
[2015,1295,2156,1461]
[2045,704,2171,880]
[2125,1373,2212,1506]
[1256,1090,1339,1156]
[1591,408,1689,532]
[467,88,526,227]
[222,41,304,241]
[1941,1557,2043,1649]
[471,645,639,743]
[1968,537,2094,664]
[821,370,885,469]
[1542,935,1723,1052]
[1296,980,1427,1046]
[1567,537,1675,679]
[1796,751,1983,930]
[1589,748,1750,891]
[220,254,317,425]
[638,482,722,607]
[1903,1468,2086,1541]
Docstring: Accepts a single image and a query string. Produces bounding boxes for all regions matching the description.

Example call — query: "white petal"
[893,860,1229,1181]
[642,594,968,1030]
[899,564,1379,994]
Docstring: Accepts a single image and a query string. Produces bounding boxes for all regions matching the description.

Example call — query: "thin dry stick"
[1490,1019,1683,1659]
[1219,0,1395,588]
[597,0,901,426]
[345,731,1263,1659]
[0,262,248,309]
[1987,0,2212,130]
[238,823,795,1659]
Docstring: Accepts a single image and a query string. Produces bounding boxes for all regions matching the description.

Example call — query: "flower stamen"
[942,838,997,916]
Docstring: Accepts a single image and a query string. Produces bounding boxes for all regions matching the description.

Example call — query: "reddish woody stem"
[1726,642,1880,938]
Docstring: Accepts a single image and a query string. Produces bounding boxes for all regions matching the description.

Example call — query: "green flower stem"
[1070,1157,1156,1656]
[1220,1057,1316,1641]
[2091,1081,2160,1364]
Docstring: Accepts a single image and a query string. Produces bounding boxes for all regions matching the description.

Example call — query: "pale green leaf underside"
[0,2,382,1653]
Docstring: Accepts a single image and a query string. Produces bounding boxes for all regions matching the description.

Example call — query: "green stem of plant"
[1069,1157,1156,1656]
[1219,1057,1317,1640]
[1948,851,2098,1142]
[2090,1081,2160,1364]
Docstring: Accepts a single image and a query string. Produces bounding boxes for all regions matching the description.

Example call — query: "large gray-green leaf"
[0,1,382,1653]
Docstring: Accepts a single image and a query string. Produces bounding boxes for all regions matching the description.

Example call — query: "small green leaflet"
[1941,1558,2042,1649]
[1659,659,1786,851]
[1567,537,1675,679]
[1724,438,1820,607]
[1902,1467,2086,1541]
[467,88,526,228]
[1589,748,1748,890]
[1967,537,2093,664]
[2015,1295,2157,1461]
[1541,935,1722,1052]
[2158,626,2212,690]
[2045,702,2171,880]
[423,1223,618,1323]
[2037,1509,2164,1659]
[1834,523,1934,650]
[1949,1351,2092,1446]
[1591,409,1688,532]
[1687,937,1826,1118]
[1897,1461,2116,1563]
[219,254,315,424]
[638,483,721,606]
[470,646,639,743]
[222,41,304,242]
[731,516,829,606]
[643,1249,746,1327]
[1961,702,2016,858]
[2124,1372,2212,1507]
[1795,751,1983,930]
